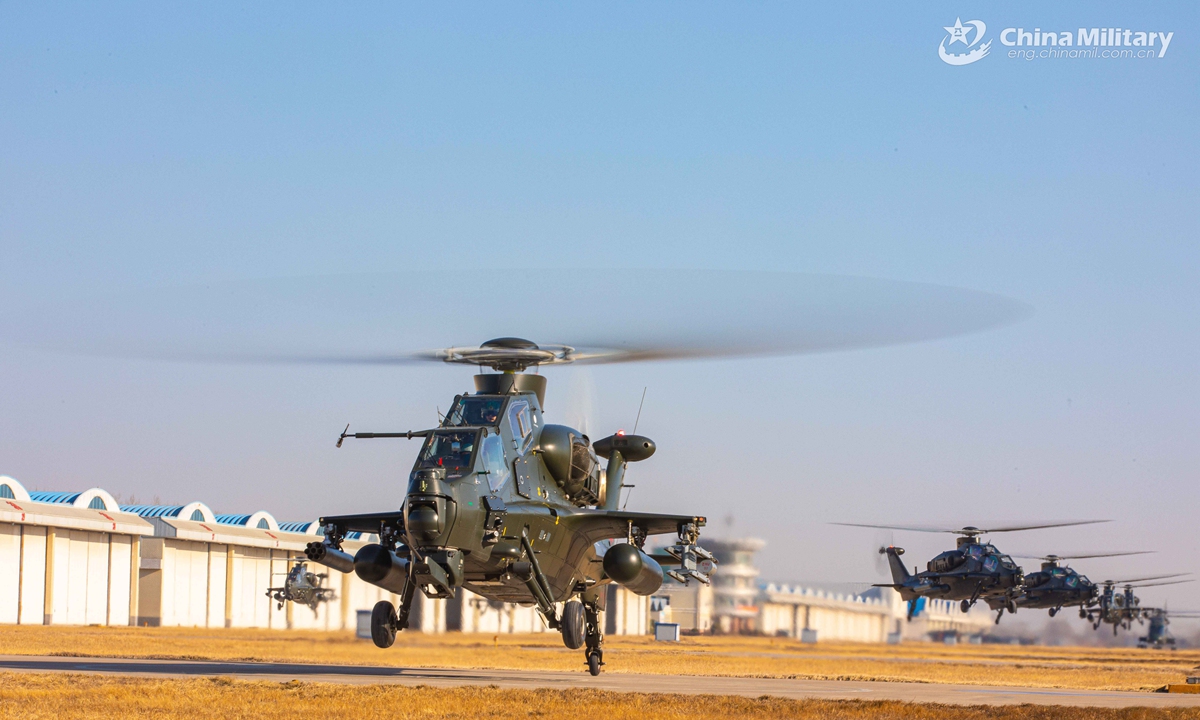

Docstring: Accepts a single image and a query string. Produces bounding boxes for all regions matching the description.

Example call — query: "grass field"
[2,625,1198,692]
[2,673,1199,720]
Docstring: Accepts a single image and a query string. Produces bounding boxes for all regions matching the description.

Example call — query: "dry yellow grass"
[1,673,1196,720]
[2,625,1198,692]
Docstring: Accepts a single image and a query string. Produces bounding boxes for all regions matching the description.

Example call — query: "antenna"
[632,387,647,434]
[622,387,648,510]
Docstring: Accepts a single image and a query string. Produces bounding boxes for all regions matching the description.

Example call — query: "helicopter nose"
[408,504,440,540]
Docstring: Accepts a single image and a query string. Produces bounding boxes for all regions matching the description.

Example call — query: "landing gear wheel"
[1048,607,1058,618]
[583,600,604,675]
[1079,608,1087,619]
[960,599,971,613]
[560,601,586,650]
[371,600,397,649]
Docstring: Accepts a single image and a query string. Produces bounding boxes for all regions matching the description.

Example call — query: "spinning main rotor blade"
[1127,579,1194,589]
[1103,573,1191,585]
[832,520,1109,536]
[1014,551,1153,561]
[0,270,1030,366]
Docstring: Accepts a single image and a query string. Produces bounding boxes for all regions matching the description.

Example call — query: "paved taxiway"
[1,655,1195,709]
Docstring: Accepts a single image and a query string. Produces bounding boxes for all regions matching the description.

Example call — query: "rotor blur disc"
[0,269,1031,368]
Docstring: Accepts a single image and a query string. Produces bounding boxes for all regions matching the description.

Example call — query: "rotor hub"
[441,338,577,372]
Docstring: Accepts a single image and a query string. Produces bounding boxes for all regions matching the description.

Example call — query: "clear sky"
[1,2,1197,632]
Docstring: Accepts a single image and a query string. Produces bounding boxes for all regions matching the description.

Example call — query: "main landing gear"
[558,597,604,675]
[560,600,585,650]
[370,579,417,649]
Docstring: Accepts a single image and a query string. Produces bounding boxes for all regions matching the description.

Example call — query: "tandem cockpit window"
[418,431,479,473]
[444,396,505,427]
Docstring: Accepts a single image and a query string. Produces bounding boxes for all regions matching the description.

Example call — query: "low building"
[0,476,152,626]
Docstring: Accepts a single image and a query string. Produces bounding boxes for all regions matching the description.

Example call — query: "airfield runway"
[1,655,1196,709]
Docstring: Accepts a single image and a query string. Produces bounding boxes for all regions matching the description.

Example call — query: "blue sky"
[1,2,1197,628]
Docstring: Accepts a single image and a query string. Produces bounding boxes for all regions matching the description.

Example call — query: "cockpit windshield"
[444,397,505,427]
[418,431,478,472]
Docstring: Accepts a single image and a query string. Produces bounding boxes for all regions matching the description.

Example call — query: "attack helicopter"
[266,561,337,613]
[834,522,1108,619]
[1137,607,1200,649]
[304,338,715,676]
[985,551,1151,624]
[1082,575,1193,635]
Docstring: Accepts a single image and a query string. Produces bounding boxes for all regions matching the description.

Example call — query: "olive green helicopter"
[304,338,715,676]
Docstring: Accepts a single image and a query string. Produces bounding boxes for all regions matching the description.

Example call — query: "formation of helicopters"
[10,273,1190,664]
[836,521,1195,640]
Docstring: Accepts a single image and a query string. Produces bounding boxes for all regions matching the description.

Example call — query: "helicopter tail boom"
[882,546,912,586]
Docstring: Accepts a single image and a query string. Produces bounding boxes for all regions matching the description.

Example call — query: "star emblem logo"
[938,18,990,66]
[944,18,972,46]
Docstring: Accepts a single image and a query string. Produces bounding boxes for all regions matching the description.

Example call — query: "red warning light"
[616,429,625,436]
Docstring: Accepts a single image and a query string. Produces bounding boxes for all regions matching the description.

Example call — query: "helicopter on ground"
[834,522,1108,620]
[304,338,715,676]
[266,561,338,613]
[1082,575,1193,635]
[984,551,1151,624]
[1137,607,1200,649]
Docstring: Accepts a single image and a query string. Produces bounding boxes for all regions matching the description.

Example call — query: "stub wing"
[562,509,706,545]
[317,510,404,535]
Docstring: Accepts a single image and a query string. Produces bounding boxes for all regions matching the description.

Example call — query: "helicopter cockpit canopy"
[444,396,505,427]
[417,430,479,476]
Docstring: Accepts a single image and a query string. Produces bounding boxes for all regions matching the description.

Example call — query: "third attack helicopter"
[1082,575,1193,635]
[266,561,338,613]
[985,551,1151,624]
[834,522,1108,619]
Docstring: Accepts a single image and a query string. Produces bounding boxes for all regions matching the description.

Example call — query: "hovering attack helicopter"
[834,522,1108,620]
[305,338,715,676]
[1082,574,1193,635]
[266,561,337,613]
[1137,607,1200,650]
[984,551,1151,624]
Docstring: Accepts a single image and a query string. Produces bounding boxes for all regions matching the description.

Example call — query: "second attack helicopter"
[835,521,1108,619]
[985,551,1151,624]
